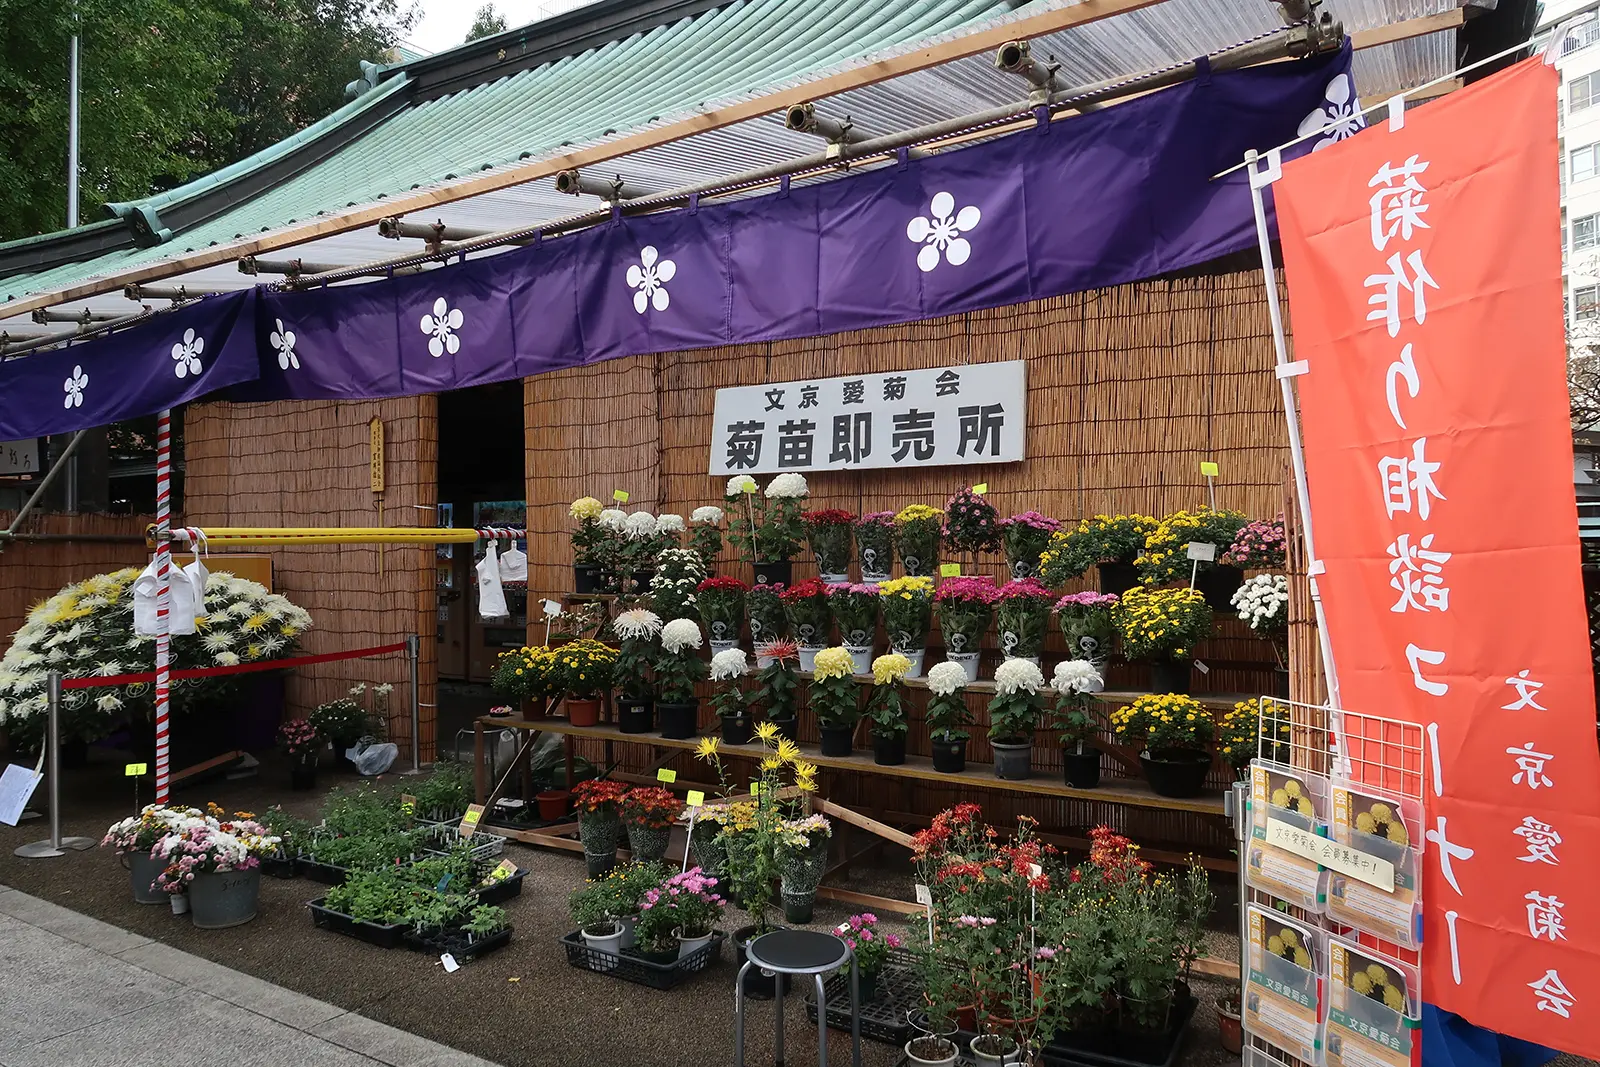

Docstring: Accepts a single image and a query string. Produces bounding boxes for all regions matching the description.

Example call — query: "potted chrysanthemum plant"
[810,646,862,755]
[1052,659,1105,789]
[993,577,1053,662]
[620,511,662,592]
[649,547,705,623]
[613,608,662,734]
[867,652,912,765]
[924,661,973,773]
[1135,507,1250,609]
[935,577,997,682]
[1111,587,1213,694]
[634,866,727,962]
[1038,513,1158,593]
[999,511,1060,580]
[987,658,1044,780]
[572,779,630,877]
[569,496,608,593]
[754,639,800,737]
[781,577,834,669]
[943,488,1000,556]
[855,511,896,582]
[102,804,207,905]
[552,638,617,728]
[729,473,809,586]
[746,583,788,653]
[621,786,683,864]
[829,582,881,673]
[153,811,280,928]
[689,505,725,574]
[837,913,904,1004]
[1111,693,1217,798]
[1231,573,1289,695]
[803,508,856,582]
[710,647,753,744]
[894,504,944,577]
[777,813,833,923]
[877,575,933,676]
[1220,516,1287,571]
[655,619,706,740]
[1055,591,1119,670]
[698,575,747,654]
[278,719,320,790]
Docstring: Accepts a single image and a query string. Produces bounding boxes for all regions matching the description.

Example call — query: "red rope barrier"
[61,641,408,690]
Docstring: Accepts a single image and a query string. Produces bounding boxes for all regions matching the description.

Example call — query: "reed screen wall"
[0,511,151,642]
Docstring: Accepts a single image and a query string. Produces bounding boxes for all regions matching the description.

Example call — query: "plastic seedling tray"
[559,929,725,990]
[805,948,918,1045]
[297,857,352,886]
[306,898,408,949]
[404,926,515,961]
[472,870,526,906]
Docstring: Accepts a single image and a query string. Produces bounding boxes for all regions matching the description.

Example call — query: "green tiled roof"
[2,0,1043,305]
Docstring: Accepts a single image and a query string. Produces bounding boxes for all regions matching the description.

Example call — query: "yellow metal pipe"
[144,525,482,548]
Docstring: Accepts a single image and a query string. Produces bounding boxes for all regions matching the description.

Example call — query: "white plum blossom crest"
[270,318,299,370]
[627,246,676,313]
[907,191,981,273]
[420,297,463,358]
[1297,73,1366,152]
[63,365,88,409]
[170,329,204,378]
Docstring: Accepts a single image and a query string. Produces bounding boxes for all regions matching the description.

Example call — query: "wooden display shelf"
[787,669,1257,709]
[483,716,1225,816]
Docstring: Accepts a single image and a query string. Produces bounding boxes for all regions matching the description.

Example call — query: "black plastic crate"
[297,857,352,886]
[473,870,526,906]
[306,898,408,949]
[404,926,515,961]
[559,929,725,990]
[260,853,299,879]
[805,950,918,1046]
[1041,989,1195,1067]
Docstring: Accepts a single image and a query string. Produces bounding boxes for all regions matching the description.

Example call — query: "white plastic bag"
[132,557,200,636]
[475,542,508,619]
[346,740,398,776]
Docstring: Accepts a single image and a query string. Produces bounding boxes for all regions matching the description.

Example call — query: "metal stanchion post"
[15,672,96,857]
[398,633,423,775]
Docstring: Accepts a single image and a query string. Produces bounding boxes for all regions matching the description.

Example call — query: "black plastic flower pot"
[930,738,966,773]
[1149,658,1192,695]
[1194,564,1245,612]
[585,851,618,878]
[1097,561,1141,595]
[765,716,798,741]
[617,698,653,734]
[290,761,318,791]
[630,568,656,593]
[818,726,854,757]
[872,733,906,766]
[573,564,601,594]
[1063,749,1102,789]
[751,561,792,587]
[658,701,700,740]
[721,716,753,745]
[1140,750,1213,798]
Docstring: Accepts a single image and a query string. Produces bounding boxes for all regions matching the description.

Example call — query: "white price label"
[1194,660,1211,675]
[441,953,460,973]
[542,599,561,616]
[914,883,932,907]
[1186,542,1218,562]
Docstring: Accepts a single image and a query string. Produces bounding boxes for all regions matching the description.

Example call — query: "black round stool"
[734,929,860,1067]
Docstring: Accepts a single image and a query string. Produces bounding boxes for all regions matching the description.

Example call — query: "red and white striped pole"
[153,408,172,804]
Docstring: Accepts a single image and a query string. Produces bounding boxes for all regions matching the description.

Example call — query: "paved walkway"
[0,884,502,1067]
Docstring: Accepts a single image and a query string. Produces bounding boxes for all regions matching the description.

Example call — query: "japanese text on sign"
[708,361,1026,475]
[1266,817,1395,892]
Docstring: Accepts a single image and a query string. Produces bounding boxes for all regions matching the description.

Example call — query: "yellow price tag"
[685,790,705,807]
[738,476,758,494]
[939,563,961,578]
[972,483,988,495]
[124,763,147,777]
[613,489,630,502]
[1200,461,1220,477]
[748,781,762,796]
[657,768,678,784]
[462,810,480,824]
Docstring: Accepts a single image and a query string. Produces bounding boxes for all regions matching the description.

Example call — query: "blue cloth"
[1423,1005,1559,1067]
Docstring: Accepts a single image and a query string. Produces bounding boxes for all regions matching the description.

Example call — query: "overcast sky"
[402,0,599,55]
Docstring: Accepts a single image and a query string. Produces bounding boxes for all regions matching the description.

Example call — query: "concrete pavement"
[0,884,503,1067]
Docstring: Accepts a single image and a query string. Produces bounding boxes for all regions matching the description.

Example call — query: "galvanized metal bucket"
[187,869,260,929]
[125,851,168,905]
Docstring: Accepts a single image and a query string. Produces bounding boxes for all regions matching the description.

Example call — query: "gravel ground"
[0,752,1247,1067]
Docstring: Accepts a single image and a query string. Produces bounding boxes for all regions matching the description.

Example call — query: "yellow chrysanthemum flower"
[694,736,720,760]
[762,757,782,771]
[871,653,911,686]
[775,738,801,764]
[754,721,779,743]
[812,646,855,681]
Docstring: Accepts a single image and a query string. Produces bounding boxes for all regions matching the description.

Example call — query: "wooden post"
[473,718,487,804]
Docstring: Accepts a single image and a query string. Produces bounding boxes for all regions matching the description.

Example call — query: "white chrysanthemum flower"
[623,511,658,540]
[725,475,757,497]
[287,607,313,630]
[1052,659,1103,695]
[994,657,1044,696]
[598,508,627,531]
[216,652,240,667]
[202,631,235,653]
[46,649,67,664]
[661,618,703,654]
[260,595,292,618]
[15,651,42,668]
[656,513,685,533]
[92,661,125,677]
[926,660,969,696]
[614,609,664,640]
[259,636,285,656]
[96,693,123,712]
[691,506,724,526]
[764,473,809,499]
[350,683,367,695]
[710,648,749,681]
[373,683,393,696]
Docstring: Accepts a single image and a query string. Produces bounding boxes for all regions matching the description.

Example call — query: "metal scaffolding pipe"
[784,103,930,158]
[0,309,153,357]
[293,23,1331,289]
[1,430,87,540]
[995,40,1063,93]
[239,256,349,277]
[377,217,535,247]
[30,307,123,325]
[553,169,647,200]
[124,283,235,301]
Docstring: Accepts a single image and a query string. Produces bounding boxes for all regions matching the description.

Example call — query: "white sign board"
[0,440,38,477]
[0,765,41,826]
[708,361,1026,475]
[1266,817,1395,892]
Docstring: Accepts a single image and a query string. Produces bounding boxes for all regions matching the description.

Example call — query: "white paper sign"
[1186,541,1218,562]
[1266,817,1395,892]
[913,883,932,907]
[0,440,37,477]
[708,361,1026,475]
[541,599,561,617]
[0,764,42,826]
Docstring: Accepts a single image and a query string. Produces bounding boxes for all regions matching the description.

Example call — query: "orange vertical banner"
[1275,58,1600,1055]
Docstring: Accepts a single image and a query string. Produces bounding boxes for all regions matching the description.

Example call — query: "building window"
[1573,71,1600,112]
[1575,143,1600,184]
[1566,19,1600,56]
[1577,285,1600,321]
[1575,214,1600,251]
